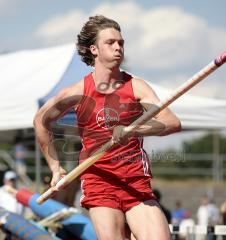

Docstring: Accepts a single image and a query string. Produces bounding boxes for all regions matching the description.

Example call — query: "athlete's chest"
[78,92,143,130]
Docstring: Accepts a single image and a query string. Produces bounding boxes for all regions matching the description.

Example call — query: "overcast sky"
[1,0,226,149]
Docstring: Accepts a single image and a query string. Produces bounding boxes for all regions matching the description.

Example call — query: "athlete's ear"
[90,45,98,56]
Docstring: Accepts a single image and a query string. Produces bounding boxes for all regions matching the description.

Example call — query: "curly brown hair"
[76,15,121,66]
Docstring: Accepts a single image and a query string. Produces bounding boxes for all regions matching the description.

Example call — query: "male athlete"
[34,15,181,240]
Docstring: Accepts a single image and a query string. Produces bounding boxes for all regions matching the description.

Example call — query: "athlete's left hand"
[112,125,130,145]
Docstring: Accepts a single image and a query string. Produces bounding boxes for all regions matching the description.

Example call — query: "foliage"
[151,131,226,179]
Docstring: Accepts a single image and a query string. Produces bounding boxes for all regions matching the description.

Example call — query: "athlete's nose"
[114,41,121,51]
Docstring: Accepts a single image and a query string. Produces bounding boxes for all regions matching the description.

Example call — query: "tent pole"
[212,130,221,182]
[35,136,41,193]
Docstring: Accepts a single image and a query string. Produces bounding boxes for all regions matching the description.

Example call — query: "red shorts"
[80,176,156,213]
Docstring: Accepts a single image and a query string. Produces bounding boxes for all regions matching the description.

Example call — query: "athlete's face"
[92,28,124,68]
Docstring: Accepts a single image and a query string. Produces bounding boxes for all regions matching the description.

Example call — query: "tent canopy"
[0,44,74,131]
[1,43,226,132]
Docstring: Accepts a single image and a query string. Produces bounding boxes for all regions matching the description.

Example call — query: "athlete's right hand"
[50,166,67,188]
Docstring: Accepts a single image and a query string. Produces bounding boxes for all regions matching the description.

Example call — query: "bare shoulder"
[131,77,160,104]
[131,77,181,128]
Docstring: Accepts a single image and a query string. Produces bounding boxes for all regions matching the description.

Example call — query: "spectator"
[197,196,220,240]
[172,200,186,225]
[153,188,172,223]
[220,201,226,240]
[197,196,209,225]
[208,199,220,225]
[179,210,195,240]
[14,136,27,179]
[0,170,23,214]
[220,200,226,224]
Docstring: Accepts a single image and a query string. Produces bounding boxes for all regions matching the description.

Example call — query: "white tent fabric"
[0,44,74,130]
[0,43,226,131]
[150,83,226,130]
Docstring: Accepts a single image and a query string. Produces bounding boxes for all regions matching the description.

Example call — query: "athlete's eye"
[118,40,124,47]
[106,40,114,45]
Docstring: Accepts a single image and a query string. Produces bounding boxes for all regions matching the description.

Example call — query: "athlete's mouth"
[114,55,122,59]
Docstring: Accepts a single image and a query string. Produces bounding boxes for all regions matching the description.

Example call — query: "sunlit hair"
[76,15,121,66]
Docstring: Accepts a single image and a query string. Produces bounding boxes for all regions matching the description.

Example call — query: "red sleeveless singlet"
[75,71,151,180]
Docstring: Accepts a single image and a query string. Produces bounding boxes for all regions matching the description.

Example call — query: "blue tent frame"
[38,53,92,125]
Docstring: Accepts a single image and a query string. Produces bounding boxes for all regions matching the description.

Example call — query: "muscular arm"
[131,78,181,136]
[33,80,83,185]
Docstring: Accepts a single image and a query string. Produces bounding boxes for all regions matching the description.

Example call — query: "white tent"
[0,44,74,131]
[0,43,226,132]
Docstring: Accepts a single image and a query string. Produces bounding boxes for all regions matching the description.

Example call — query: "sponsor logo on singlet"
[96,108,119,129]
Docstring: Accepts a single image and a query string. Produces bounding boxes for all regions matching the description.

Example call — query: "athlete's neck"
[93,66,122,86]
